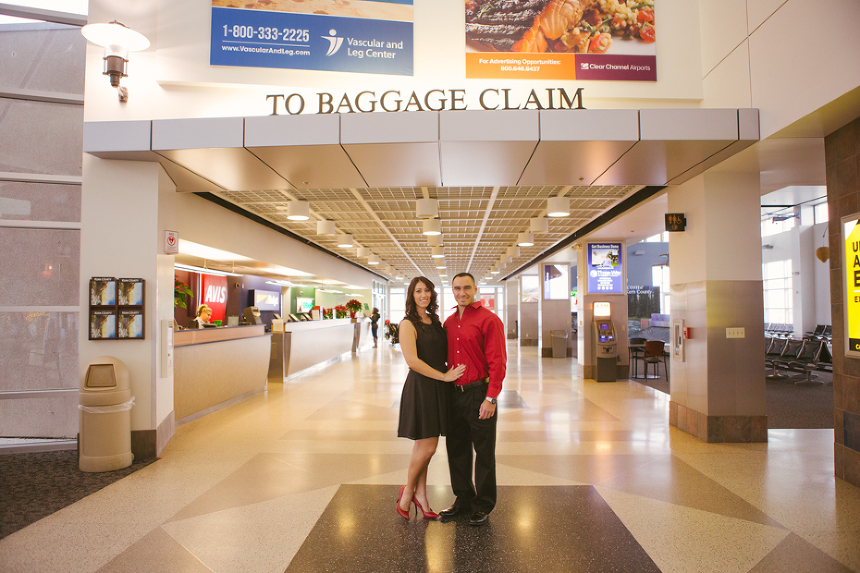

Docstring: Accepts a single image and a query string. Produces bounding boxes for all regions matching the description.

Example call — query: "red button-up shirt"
[444,301,507,399]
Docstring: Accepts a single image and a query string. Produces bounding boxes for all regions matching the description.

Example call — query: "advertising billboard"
[844,213,860,357]
[587,243,623,294]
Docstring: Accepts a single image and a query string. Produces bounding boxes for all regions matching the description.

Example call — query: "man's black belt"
[456,378,489,392]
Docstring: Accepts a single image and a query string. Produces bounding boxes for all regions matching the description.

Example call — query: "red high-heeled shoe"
[412,496,439,519]
[396,485,410,519]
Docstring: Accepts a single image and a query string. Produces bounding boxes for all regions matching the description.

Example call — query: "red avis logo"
[200,274,228,322]
[204,285,227,304]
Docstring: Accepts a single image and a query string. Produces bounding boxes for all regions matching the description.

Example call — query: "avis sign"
[201,274,228,323]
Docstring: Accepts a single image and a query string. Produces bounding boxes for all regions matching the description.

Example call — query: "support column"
[80,156,176,460]
[575,241,629,380]
[668,172,767,443]
[538,261,572,357]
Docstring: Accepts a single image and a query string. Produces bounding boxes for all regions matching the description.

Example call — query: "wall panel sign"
[201,274,228,323]
[844,213,860,357]
[465,0,656,80]
[587,243,623,294]
[210,1,414,76]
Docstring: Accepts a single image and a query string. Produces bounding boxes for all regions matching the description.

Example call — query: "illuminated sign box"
[844,213,860,358]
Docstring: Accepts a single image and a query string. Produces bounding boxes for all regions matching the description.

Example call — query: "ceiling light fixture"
[174,263,242,277]
[337,234,353,248]
[507,246,520,257]
[423,218,442,236]
[356,247,369,257]
[316,220,336,235]
[416,198,439,219]
[518,232,534,247]
[431,246,445,258]
[81,21,150,102]
[546,196,570,217]
[368,255,380,265]
[287,200,310,221]
[530,217,548,233]
[427,234,443,247]
[435,260,447,269]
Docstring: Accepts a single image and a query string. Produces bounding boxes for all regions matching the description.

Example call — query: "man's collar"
[451,301,481,311]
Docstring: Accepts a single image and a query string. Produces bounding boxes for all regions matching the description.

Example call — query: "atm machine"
[592,302,618,382]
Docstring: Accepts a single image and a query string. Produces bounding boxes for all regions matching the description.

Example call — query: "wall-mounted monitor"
[251,289,280,311]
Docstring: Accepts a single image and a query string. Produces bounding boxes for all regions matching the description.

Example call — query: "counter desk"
[269,318,371,382]
[174,324,270,424]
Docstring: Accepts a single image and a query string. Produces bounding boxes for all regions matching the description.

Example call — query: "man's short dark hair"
[452,272,475,284]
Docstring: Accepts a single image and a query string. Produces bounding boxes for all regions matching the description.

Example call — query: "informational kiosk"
[592,302,618,382]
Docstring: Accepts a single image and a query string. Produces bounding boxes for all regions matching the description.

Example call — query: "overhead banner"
[210,0,414,76]
[465,0,656,81]
[587,243,623,294]
[844,214,860,357]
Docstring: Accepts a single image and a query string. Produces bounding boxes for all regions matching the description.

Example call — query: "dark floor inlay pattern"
[285,485,661,573]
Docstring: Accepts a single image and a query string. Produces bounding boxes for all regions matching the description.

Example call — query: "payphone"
[592,302,618,382]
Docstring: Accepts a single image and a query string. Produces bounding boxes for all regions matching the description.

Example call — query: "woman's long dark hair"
[404,276,440,329]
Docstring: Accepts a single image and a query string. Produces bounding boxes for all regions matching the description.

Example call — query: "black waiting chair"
[765,337,790,378]
[643,340,667,380]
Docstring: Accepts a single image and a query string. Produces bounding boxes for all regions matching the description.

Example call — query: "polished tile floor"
[1,342,859,573]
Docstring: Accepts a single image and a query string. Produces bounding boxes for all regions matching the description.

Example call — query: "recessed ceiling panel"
[249,145,366,189]
[156,148,289,191]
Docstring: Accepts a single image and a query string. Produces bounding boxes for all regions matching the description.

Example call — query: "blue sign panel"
[210,6,413,76]
[587,243,623,294]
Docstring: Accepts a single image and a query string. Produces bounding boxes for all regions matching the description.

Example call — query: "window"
[761,212,797,237]
[814,202,829,224]
[651,265,670,314]
[762,260,793,325]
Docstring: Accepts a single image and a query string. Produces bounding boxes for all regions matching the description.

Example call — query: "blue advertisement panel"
[210,4,413,76]
[587,243,623,294]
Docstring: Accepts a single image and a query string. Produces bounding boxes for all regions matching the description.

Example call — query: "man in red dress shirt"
[439,272,507,526]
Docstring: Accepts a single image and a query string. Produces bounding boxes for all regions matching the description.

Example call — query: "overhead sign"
[844,214,860,357]
[587,243,623,294]
[210,1,413,76]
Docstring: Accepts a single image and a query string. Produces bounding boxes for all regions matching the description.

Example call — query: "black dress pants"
[446,385,497,513]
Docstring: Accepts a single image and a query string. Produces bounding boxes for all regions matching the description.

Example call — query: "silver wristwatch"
[485,396,497,405]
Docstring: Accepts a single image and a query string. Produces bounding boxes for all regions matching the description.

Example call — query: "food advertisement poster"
[844,214,860,357]
[587,243,623,294]
[210,0,414,76]
[466,0,656,80]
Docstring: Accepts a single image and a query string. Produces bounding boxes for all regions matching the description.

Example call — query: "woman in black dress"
[397,277,465,519]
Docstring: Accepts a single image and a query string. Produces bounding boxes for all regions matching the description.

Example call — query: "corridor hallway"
[1,342,858,572]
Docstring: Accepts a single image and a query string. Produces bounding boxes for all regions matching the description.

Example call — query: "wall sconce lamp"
[81,21,150,102]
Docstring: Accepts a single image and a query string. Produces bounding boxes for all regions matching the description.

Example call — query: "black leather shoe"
[439,502,466,518]
[469,511,490,526]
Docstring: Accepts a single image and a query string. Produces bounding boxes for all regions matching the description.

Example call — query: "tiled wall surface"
[0,23,84,439]
[826,116,860,488]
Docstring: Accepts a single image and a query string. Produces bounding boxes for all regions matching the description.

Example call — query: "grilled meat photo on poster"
[465,0,654,54]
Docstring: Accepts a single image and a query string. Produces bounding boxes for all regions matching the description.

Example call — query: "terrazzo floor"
[1,342,858,573]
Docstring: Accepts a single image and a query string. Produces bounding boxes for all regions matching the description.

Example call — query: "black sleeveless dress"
[397,321,449,440]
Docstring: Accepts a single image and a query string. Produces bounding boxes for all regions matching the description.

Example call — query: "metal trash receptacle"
[551,330,569,358]
[79,356,134,472]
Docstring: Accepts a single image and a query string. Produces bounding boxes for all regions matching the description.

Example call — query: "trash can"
[551,330,569,358]
[79,356,134,472]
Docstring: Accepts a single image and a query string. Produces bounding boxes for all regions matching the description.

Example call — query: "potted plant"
[335,304,348,319]
[345,299,362,319]
[174,278,193,309]
[322,307,333,320]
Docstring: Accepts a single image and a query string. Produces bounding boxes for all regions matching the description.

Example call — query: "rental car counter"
[174,324,270,424]
[268,318,370,382]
